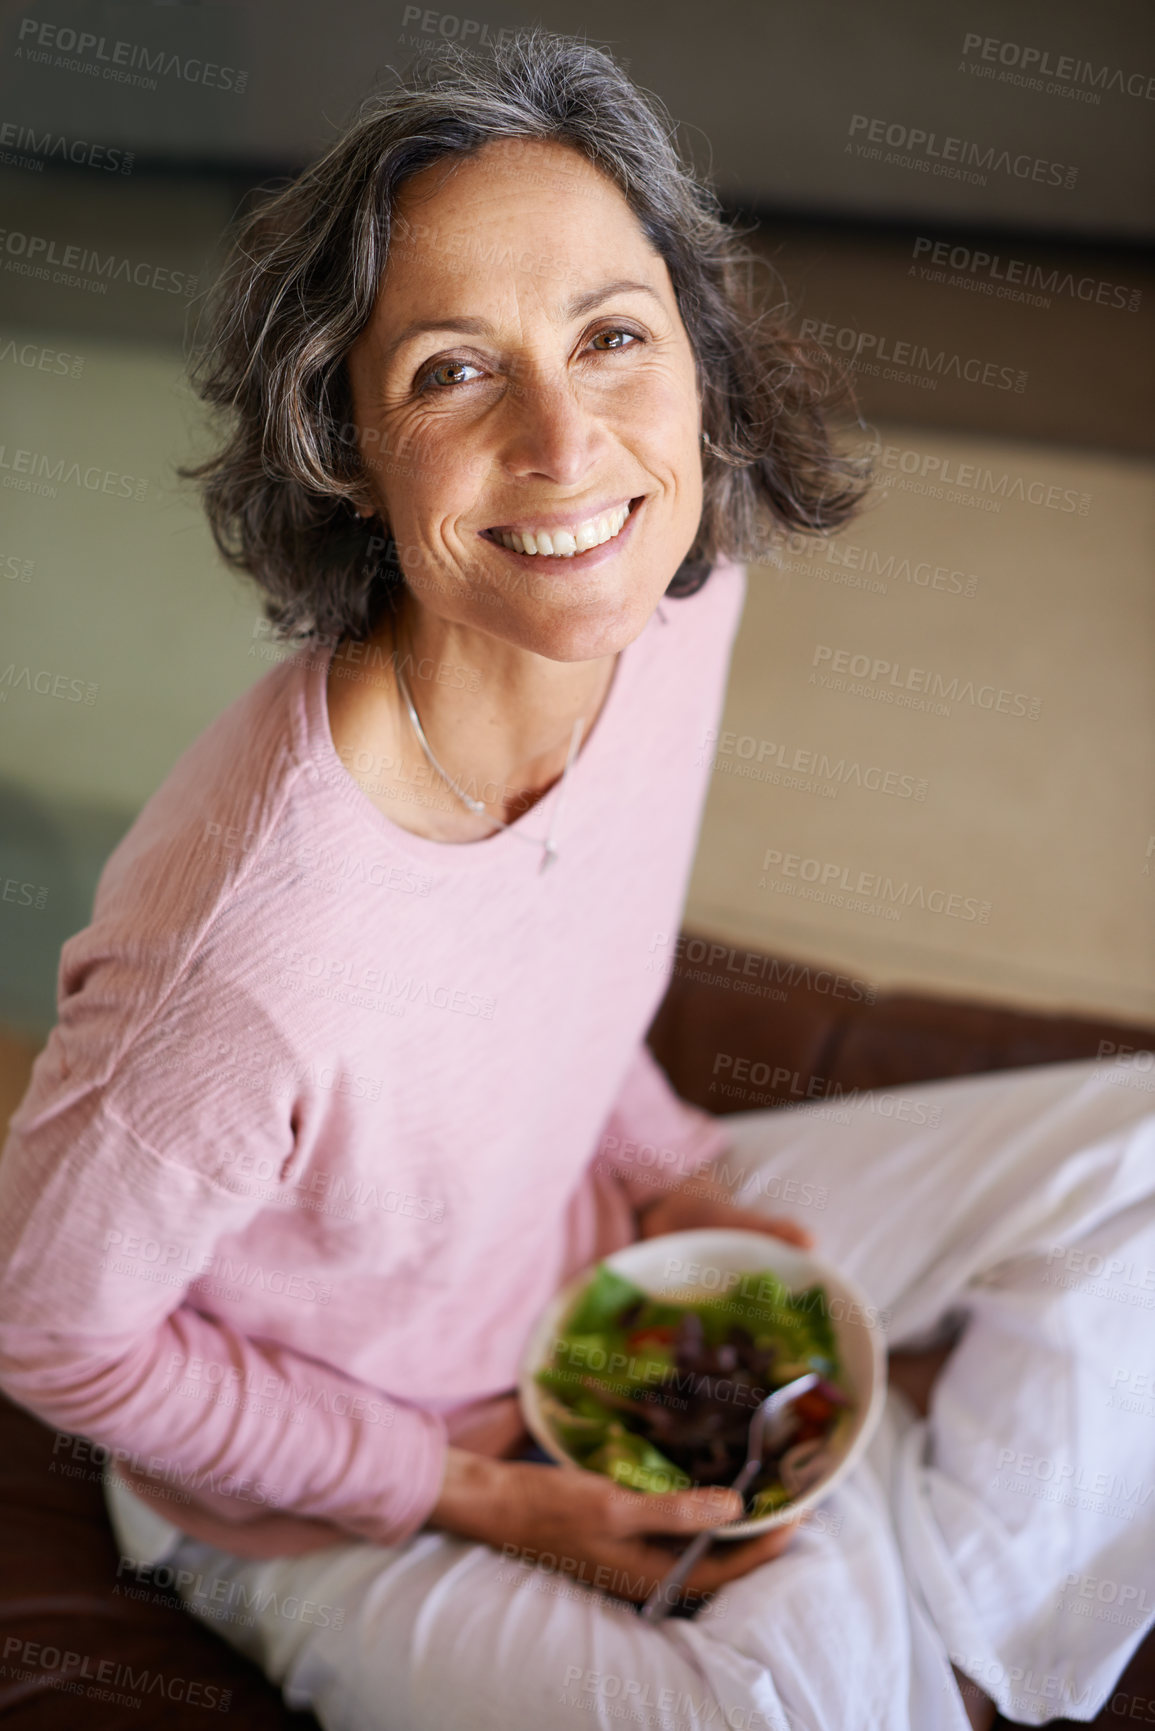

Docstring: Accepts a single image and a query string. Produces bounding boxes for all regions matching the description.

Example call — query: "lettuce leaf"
[565,1264,646,1334]
[584,1426,691,1495]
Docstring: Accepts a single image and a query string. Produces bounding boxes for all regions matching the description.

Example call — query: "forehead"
[381,136,660,300]
[393,134,627,226]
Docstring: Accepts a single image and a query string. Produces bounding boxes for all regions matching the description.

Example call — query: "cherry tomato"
[626,1325,676,1349]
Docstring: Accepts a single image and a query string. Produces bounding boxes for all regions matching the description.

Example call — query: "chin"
[513,590,672,664]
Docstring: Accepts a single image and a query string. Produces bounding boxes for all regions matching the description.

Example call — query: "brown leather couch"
[2,935,1152,1729]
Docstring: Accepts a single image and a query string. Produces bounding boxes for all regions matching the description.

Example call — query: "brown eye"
[423,359,483,391]
[590,329,638,352]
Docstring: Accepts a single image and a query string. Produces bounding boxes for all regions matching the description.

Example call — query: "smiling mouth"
[484,497,642,558]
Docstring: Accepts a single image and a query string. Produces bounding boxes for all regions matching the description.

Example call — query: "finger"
[722,1208,815,1249]
[602,1521,799,1609]
[584,1537,715,1604]
[607,1481,744,1535]
[687,1520,798,1590]
[756,1213,815,1249]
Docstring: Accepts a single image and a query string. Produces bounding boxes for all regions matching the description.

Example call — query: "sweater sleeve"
[0,1033,448,1550]
[589,1040,733,1214]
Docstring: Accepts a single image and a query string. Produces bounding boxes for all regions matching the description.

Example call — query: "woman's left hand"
[634,1167,815,1249]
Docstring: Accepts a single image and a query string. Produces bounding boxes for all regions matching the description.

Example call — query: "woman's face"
[346,136,704,662]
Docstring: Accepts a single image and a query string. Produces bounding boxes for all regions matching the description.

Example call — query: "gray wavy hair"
[183,28,868,642]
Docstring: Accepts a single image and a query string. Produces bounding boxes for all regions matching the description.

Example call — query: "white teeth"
[493,502,631,557]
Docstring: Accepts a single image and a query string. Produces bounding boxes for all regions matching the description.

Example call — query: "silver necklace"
[391,619,586,874]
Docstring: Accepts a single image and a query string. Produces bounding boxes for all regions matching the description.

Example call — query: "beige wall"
[687,425,1155,1020]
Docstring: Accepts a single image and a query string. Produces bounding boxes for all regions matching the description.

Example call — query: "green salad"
[535,1262,853,1520]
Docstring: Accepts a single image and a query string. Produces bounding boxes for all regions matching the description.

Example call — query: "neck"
[328,590,618,837]
[397,592,614,778]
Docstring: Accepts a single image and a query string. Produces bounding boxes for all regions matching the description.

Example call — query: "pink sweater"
[0,559,745,1558]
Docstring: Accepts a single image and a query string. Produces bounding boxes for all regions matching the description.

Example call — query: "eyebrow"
[382,279,664,363]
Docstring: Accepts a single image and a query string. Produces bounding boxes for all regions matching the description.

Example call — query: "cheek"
[377,434,481,539]
[620,358,700,464]
[646,410,703,515]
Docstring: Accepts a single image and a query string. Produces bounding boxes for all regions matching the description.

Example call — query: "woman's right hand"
[426,1447,799,1610]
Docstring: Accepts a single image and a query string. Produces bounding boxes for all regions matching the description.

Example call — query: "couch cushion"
[0,1390,319,1728]
[649,934,1155,1113]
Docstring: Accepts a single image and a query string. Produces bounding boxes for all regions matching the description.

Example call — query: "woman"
[0,31,1152,1731]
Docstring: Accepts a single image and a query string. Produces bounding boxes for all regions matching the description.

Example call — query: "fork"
[637,1371,819,1624]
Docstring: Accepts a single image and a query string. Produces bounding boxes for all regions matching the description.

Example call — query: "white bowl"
[518,1228,888,1537]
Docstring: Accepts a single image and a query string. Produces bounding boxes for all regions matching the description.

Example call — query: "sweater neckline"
[302,610,654,869]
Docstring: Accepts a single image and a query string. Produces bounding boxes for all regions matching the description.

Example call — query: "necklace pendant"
[539,843,558,874]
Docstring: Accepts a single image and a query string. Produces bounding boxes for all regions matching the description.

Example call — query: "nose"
[498,374,610,488]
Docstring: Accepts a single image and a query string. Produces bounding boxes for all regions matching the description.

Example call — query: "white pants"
[105,1057,1155,1731]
